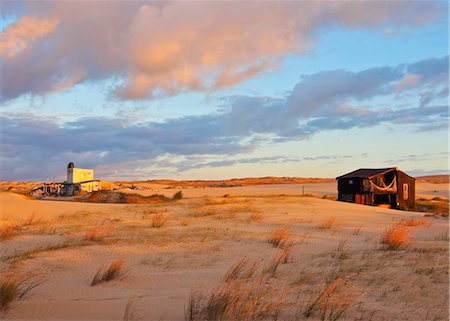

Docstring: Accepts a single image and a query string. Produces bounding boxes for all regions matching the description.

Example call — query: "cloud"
[1,56,448,181]
[394,74,422,92]
[0,16,59,59]
[0,1,445,101]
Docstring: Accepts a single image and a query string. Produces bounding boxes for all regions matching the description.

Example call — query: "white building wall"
[67,168,94,184]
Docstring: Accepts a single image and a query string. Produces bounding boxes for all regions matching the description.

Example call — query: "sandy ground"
[0,182,448,321]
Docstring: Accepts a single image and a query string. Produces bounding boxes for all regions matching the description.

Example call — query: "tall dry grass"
[380,225,411,250]
[0,271,44,311]
[267,228,291,248]
[151,213,168,228]
[185,275,284,321]
[0,221,19,241]
[319,217,337,230]
[91,259,125,286]
[302,277,357,321]
[222,258,258,283]
[264,242,294,276]
[400,218,428,227]
[84,226,112,242]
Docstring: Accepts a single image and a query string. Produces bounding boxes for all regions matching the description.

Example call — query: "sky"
[0,1,448,181]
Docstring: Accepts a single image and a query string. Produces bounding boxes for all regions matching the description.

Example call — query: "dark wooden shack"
[336,167,415,210]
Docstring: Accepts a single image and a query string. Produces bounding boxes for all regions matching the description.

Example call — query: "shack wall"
[397,172,415,210]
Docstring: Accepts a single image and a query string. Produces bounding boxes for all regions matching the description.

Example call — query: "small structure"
[336,167,415,210]
[40,162,112,196]
[62,162,102,195]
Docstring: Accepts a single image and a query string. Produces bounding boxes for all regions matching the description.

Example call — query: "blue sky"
[0,1,448,181]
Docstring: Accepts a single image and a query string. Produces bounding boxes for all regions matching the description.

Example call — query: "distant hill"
[146,177,334,188]
[416,175,449,184]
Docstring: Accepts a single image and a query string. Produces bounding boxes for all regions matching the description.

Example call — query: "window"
[349,179,353,184]
[403,184,408,200]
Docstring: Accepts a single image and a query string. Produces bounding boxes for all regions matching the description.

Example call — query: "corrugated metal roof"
[336,168,397,180]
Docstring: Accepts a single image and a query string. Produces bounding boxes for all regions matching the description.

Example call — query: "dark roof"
[336,168,398,180]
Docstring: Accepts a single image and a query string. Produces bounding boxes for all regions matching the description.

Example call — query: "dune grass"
[185,275,283,321]
[0,221,20,241]
[319,217,337,230]
[0,271,44,311]
[267,228,291,248]
[151,213,168,228]
[222,258,258,283]
[91,259,125,286]
[302,277,356,321]
[84,226,112,242]
[380,225,411,250]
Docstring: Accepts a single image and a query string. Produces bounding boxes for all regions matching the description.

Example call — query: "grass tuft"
[352,224,363,236]
[264,242,294,276]
[319,217,337,230]
[151,213,168,228]
[222,258,258,283]
[185,275,283,321]
[0,221,20,241]
[91,259,125,286]
[400,218,428,227]
[302,277,356,321]
[0,271,44,311]
[84,226,111,242]
[267,228,291,248]
[380,225,411,250]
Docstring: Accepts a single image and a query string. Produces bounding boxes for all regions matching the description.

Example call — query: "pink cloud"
[0,1,444,101]
[0,16,59,59]
[394,74,422,91]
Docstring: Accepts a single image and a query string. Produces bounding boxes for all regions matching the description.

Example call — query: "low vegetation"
[84,226,112,242]
[222,258,258,283]
[302,277,357,321]
[267,228,291,248]
[400,218,428,227]
[415,198,449,217]
[0,221,20,241]
[151,213,168,228]
[185,275,283,321]
[380,225,411,250]
[91,259,125,286]
[319,217,337,230]
[0,271,44,311]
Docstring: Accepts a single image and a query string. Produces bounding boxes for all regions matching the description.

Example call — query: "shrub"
[0,272,44,311]
[380,225,411,250]
[151,213,167,228]
[91,259,125,286]
[267,228,291,248]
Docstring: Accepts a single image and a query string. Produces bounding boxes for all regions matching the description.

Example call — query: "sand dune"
[0,183,448,321]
